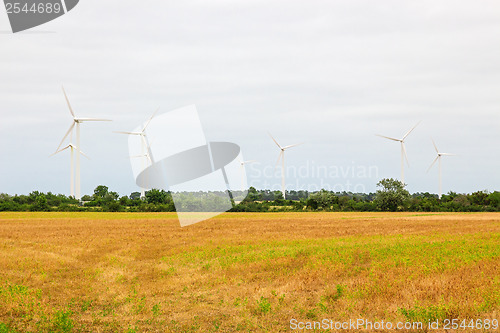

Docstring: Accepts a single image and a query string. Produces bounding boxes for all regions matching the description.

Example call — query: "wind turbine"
[376,121,421,184]
[56,86,112,200]
[269,133,302,200]
[130,140,154,198]
[50,144,89,198]
[239,159,256,193]
[114,109,158,198]
[427,139,455,199]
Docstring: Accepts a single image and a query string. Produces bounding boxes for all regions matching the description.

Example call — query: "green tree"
[441,191,457,203]
[145,189,169,204]
[374,178,410,212]
[30,192,48,211]
[129,192,141,200]
[452,194,470,210]
[243,187,261,202]
[93,185,109,200]
[81,195,92,202]
[469,190,489,206]
[307,189,337,210]
[106,191,119,202]
[487,191,500,210]
[119,196,129,206]
[272,191,284,201]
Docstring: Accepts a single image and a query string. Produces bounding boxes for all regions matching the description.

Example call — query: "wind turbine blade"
[49,145,70,157]
[376,134,400,142]
[146,138,154,150]
[275,151,283,167]
[427,156,439,173]
[62,86,75,118]
[283,143,303,150]
[440,153,456,156]
[402,121,421,141]
[130,154,151,163]
[113,131,140,135]
[268,133,283,149]
[77,118,112,122]
[79,150,90,160]
[142,108,160,132]
[402,143,410,167]
[431,138,439,153]
[56,122,75,152]
[243,160,257,164]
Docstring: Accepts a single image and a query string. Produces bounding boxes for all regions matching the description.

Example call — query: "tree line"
[0,179,498,212]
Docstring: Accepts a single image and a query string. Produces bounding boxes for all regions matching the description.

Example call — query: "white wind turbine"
[50,144,89,198]
[239,159,256,193]
[56,86,112,200]
[129,140,154,198]
[427,139,455,199]
[376,121,421,184]
[114,109,158,198]
[269,133,302,200]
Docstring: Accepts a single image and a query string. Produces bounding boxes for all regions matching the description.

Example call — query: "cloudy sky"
[1,0,499,197]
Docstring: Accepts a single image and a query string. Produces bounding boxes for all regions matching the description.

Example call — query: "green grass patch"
[160,233,500,276]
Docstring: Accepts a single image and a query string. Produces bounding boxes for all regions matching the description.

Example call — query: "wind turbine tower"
[239,159,256,193]
[50,144,89,198]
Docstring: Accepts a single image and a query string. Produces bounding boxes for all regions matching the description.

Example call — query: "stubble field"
[0,212,499,332]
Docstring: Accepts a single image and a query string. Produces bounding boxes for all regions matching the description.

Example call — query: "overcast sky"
[1,0,499,197]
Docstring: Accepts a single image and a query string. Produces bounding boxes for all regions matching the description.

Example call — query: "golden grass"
[0,212,499,332]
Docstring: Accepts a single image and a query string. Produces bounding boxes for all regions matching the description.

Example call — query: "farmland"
[0,212,499,332]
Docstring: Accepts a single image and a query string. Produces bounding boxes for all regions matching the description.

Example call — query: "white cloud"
[0,0,499,195]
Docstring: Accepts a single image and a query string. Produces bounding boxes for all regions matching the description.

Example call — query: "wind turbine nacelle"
[4,0,79,33]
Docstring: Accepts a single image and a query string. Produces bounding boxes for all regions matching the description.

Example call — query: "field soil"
[0,212,499,332]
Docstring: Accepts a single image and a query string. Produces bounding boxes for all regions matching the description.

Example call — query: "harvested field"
[0,212,499,332]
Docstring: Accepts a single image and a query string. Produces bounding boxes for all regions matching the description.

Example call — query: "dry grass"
[0,212,499,332]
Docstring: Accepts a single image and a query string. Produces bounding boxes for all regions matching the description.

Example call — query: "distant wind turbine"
[376,121,421,184]
[114,109,158,198]
[427,139,455,199]
[50,144,89,198]
[56,87,112,200]
[269,133,302,200]
[239,159,256,193]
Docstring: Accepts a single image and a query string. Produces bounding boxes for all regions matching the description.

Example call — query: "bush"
[374,178,410,212]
